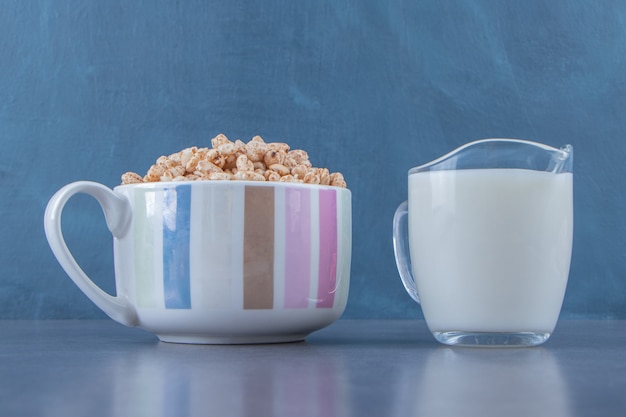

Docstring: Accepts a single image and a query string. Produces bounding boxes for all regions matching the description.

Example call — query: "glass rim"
[408,138,573,175]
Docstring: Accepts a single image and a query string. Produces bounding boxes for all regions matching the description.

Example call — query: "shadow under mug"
[44,180,352,344]
[393,139,574,347]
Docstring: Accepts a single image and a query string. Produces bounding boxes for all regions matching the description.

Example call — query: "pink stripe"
[284,188,311,308]
[317,189,338,308]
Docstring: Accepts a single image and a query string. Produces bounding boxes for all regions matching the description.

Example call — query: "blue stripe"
[162,184,192,309]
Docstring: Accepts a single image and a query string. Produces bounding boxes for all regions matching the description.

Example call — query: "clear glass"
[393,139,573,347]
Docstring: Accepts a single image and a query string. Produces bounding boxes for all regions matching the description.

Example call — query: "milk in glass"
[408,168,573,334]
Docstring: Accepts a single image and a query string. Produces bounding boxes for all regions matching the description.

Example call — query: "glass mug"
[393,139,573,347]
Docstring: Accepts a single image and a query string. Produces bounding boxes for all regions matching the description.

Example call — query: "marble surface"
[1,320,625,416]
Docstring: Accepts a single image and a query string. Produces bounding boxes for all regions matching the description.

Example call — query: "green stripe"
[134,188,156,308]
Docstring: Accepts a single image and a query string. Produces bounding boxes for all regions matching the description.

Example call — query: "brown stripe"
[243,186,275,309]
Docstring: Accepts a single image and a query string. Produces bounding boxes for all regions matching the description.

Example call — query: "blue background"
[1,0,624,319]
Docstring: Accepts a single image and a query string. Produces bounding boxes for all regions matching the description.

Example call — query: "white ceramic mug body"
[45,181,352,344]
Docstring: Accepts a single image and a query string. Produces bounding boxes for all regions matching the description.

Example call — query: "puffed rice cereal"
[121,134,347,188]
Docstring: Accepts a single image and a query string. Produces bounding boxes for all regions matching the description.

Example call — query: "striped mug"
[44,180,351,344]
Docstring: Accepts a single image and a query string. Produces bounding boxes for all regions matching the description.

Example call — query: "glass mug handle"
[392,201,420,303]
[44,181,138,326]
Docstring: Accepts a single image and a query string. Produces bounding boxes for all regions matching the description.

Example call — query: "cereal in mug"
[121,134,347,188]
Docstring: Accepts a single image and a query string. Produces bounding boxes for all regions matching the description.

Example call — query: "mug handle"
[44,181,138,326]
[392,201,420,303]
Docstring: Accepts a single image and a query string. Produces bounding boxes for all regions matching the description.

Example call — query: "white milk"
[409,168,573,333]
